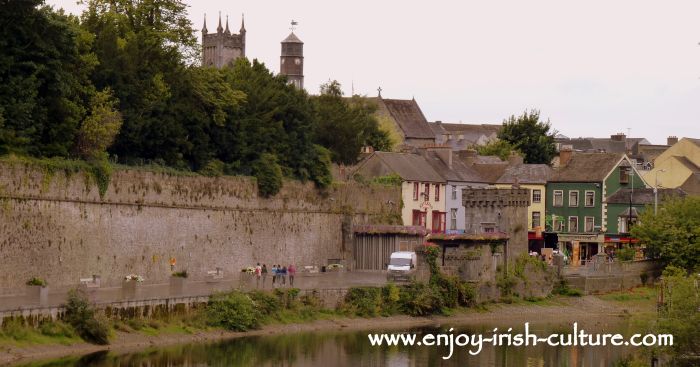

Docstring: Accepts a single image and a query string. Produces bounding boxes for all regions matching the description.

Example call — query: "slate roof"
[421,150,488,183]
[471,162,509,183]
[282,32,303,43]
[556,137,649,153]
[496,164,552,184]
[381,99,435,139]
[549,153,623,182]
[370,152,444,182]
[607,188,686,204]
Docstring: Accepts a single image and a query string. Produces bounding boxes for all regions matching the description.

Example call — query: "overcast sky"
[49,0,699,144]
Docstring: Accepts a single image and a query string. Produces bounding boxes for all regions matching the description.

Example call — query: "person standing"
[272,264,278,286]
[288,264,296,287]
[255,263,262,288]
[281,265,287,286]
[261,264,268,288]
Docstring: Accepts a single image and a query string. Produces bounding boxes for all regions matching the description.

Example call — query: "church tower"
[280,23,304,89]
[202,13,246,68]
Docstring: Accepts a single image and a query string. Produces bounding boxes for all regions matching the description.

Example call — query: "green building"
[546,153,647,265]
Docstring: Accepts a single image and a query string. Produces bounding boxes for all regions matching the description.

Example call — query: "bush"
[399,282,443,316]
[64,289,110,345]
[26,277,47,286]
[249,290,282,316]
[171,270,188,278]
[206,291,261,331]
[273,288,301,309]
[198,159,225,177]
[253,153,283,198]
[341,287,383,317]
[552,280,583,297]
[39,320,76,338]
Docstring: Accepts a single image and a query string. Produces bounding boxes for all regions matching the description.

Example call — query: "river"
[18,321,649,367]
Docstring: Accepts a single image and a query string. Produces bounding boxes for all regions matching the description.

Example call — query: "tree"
[0,1,97,156]
[476,140,517,161]
[631,196,700,272]
[75,88,122,160]
[498,110,556,164]
[312,80,391,165]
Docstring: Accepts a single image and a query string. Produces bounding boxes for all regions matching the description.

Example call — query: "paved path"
[0,271,387,312]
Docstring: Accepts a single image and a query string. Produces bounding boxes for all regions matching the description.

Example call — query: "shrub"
[399,282,443,316]
[273,288,301,309]
[341,287,383,317]
[26,277,47,286]
[171,270,188,278]
[249,290,282,316]
[64,289,110,345]
[552,280,583,297]
[252,153,283,198]
[198,159,225,177]
[39,320,76,338]
[206,291,261,331]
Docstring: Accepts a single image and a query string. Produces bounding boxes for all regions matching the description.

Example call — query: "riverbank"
[0,289,657,366]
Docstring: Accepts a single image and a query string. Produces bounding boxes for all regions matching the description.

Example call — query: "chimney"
[459,149,478,166]
[559,147,572,167]
[507,151,524,166]
[611,133,626,142]
[435,120,442,125]
[667,136,678,146]
[426,146,453,169]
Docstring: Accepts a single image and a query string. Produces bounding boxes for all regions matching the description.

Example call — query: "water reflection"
[22,323,642,367]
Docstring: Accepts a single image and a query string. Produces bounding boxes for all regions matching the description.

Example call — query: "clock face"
[294,58,301,65]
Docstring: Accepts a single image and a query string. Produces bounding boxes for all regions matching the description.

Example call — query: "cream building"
[641,138,700,195]
[494,164,552,233]
[354,152,447,232]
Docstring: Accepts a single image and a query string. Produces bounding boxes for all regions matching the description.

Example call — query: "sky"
[47,0,700,144]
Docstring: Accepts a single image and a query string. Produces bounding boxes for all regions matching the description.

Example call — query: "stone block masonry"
[0,162,400,294]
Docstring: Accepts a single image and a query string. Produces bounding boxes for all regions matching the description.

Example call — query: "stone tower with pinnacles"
[201,13,246,68]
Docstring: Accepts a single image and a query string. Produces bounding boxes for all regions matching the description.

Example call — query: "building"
[419,148,490,233]
[352,225,428,270]
[365,96,435,149]
[494,160,552,252]
[428,121,501,151]
[201,14,246,68]
[641,138,700,196]
[353,152,446,232]
[280,31,304,89]
[605,188,686,251]
[546,152,648,265]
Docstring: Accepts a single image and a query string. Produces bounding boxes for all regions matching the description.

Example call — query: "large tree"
[0,0,97,156]
[631,196,700,272]
[312,80,391,165]
[498,109,556,164]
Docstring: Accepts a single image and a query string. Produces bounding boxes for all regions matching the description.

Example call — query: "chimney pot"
[667,136,678,146]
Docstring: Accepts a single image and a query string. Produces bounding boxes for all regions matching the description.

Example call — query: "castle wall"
[0,162,400,294]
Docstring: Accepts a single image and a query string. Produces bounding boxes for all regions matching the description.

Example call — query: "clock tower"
[280,26,304,90]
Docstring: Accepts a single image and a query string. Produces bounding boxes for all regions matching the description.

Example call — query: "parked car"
[387,251,417,282]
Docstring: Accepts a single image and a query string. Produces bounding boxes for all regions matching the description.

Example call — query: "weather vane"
[290,20,298,32]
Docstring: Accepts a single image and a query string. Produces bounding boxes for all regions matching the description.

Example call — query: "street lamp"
[628,169,634,233]
[654,169,667,215]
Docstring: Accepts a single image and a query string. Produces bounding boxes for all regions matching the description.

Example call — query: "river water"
[21,322,646,367]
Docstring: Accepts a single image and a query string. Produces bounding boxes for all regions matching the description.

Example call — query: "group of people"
[254,263,296,288]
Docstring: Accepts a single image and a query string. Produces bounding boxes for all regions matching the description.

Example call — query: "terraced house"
[546,152,647,265]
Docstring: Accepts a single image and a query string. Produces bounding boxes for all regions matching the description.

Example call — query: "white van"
[387,251,417,282]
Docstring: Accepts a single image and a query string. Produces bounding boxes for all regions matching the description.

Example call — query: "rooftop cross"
[377,86,382,97]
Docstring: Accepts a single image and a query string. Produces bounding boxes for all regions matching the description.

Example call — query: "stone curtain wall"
[0,163,400,293]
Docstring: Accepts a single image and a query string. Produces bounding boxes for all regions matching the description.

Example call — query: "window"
[552,216,564,232]
[532,189,542,203]
[619,167,630,184]
[451,185,457,200]
[435,184,440,201]
[450,208,457,230]
[553,190,563,207]
[585,191,595,207]
[424,183,430,201]
[569,190,579,207]
[568,216,579,233]
[532,211,541,228]
[431,211,446,233]
[618,216,637,233]
[481,222,496,233]
[413,182,419,201]
[585,217,595,232]
[412,210,426,227]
